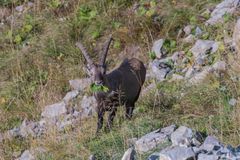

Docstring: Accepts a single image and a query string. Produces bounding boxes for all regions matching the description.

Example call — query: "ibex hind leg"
[96,108,104,134]
[125,102,135,119]
[106,106,117,131]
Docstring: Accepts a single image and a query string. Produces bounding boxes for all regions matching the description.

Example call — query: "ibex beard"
[76,35,146,134]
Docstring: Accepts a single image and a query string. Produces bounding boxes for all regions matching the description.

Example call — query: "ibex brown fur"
[76,35,146,133]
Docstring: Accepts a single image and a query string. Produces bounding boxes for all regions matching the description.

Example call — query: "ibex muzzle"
[76,35,146,133]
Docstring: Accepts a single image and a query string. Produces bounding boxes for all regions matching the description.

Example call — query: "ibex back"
[76,35,146,133]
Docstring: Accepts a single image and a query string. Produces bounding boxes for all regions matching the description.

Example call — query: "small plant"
[90,83,109,92]
[148,51,156,60]
[162,39,177,54]
[48,0,61,9]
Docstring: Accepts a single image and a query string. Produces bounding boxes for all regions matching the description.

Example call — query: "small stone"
[63,90,79,103]
[89,154,96,160]
[206,0,239,25]
[150,59,172,81]
[191,138,201,147]
[198,153,219,160]
[170,126,193,147]
[189,67,213,84]
[41,101,67,118]
[182,34,196,44]
[233,18,240,54]
[195,57,206,66]
[170,74,184,82]
[134,126,174,153]
[8,127,21,138]
[121,148,136,160]
[192,147,201,154]
[190,40,218,59]
[229,98,237,107]
[195,27,203,37]
[235,145,240,152]
[152,39,165,59]
[127,138,138,147]
[212,61,226,72]
[69,78,91,91]
[15,5,24,12]
[148,153,160,160]
[185,67,196,78]
[80,96,97,118]
[27,2,34,7]
[0,133,3,143]
[17,150,34,160]
[200,136,222,152]
[159,146,195,160]
[183,25,193,36]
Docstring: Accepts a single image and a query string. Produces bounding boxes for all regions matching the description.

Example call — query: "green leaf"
[113,40,121,49]
[90,83,109,92]
[148,51,156,60]
[14,35,22,44]
[23,24,33,33]
[91,31,100,39]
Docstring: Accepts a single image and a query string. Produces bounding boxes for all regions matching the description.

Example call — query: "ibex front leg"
[125,102,135,119]
[106,106,117,130]
[96,107,104,134]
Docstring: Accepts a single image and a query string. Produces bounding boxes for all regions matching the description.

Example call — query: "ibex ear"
[99,35,113,73]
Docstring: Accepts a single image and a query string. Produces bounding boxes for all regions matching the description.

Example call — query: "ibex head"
[76,35,113,85]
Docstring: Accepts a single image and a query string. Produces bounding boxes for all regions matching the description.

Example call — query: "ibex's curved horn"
[100,35,113,65]
[76,42,94,65]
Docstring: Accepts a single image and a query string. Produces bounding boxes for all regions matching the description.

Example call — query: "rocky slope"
[1,0,240,159]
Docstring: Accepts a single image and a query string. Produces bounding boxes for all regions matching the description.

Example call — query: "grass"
[1,0,240,159]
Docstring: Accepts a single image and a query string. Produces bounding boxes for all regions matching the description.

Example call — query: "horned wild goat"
[76,35,146,133]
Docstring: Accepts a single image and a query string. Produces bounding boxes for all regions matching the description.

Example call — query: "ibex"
[76,35,146,133]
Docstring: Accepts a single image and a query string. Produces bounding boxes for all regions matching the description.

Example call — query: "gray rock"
[15,5,24,12]
[80,96,97,118]
[212,61,226,72]
[135,125,175,153]
[41,101,67,118]
[190,40,218,59]
[229,98,237,107]
[69,78,91,91]
[195,27,203,37]
[89,155,96,160]
[198,153,219,160]
[200,136,222,152]
[63,90,79,103]
[27,2,34,7]
[233,18,240,54]
[171,126,193,147]
[169,74,184,82]
[185,67,196,79]
[159,146,195,160]
[183,25,193,36]
[8,127,21,138]
[182,34,196,44]
[150,59,172,81]
[127,138,138,147]
[192,147,201,154]
[195,57,206,66]
[206,0,240,25]
[17,150,35,160]
[152,39,165,59]
[121,148,136,160]
[19,120,38,138]
[0,133,3,143]
[189,67,213,84]
[148,152,160,160]
[171,51,185,64]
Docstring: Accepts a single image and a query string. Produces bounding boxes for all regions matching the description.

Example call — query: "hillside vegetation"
[1,0,240,159]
